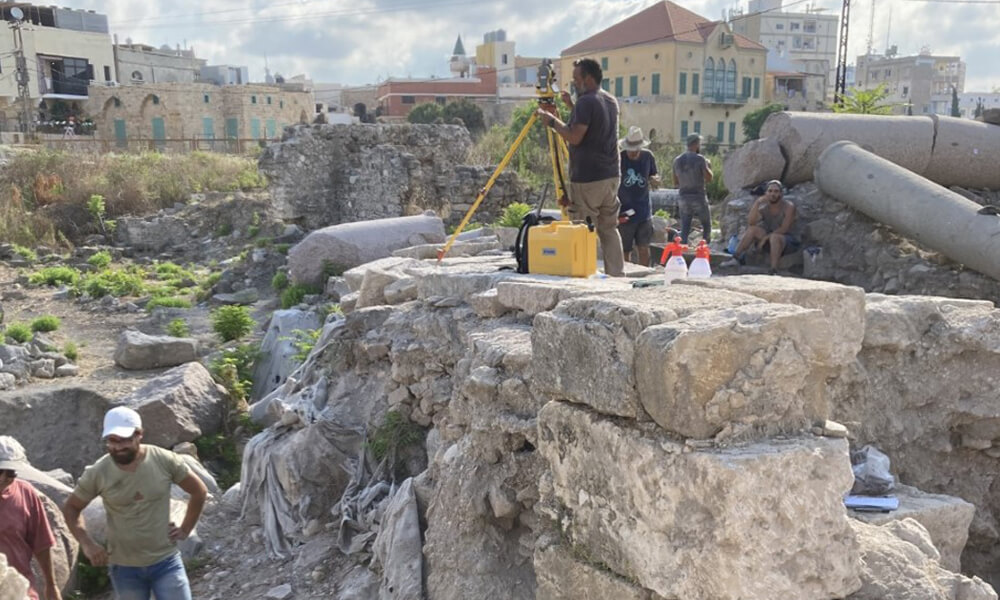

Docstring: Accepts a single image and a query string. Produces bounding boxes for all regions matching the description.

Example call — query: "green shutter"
[250,118,261,139]
[753,78,761,99]
[615,77,623,97]
[113,119,127,148]
[693,121,701,133]
[680,120,689,139]
[601,57,608,70]
[692,73,700,95]
[729,122,737,144]
[629,75,638,96]
[678,73,686,95]
[267,119,277,138]
[202,117,214,139]
[717,121,724,141]
[652,73,661,95]
[225,118,238,139]
[601,79,610,92]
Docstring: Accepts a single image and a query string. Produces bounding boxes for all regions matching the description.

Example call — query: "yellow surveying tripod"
[437,59,572,262]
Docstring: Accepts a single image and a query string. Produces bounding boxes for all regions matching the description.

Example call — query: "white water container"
[664,254,688,283]
[688,240,712,278]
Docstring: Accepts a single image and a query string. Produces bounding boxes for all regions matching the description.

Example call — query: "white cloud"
[64,0,1000,90]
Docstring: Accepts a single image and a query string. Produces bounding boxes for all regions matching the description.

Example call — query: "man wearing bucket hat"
[672,133,714,245]
[0,437,61,600]
[62,406,207,600]
[617,126,661,266]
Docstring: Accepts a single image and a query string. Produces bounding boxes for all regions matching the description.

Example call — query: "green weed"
[28,266,80,287]
[210,305,255,342]
[30,315,61,332]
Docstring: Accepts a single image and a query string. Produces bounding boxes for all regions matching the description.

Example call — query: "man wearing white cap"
[62,407,208,600]
[0,437,61,600]
[617,126,661,266]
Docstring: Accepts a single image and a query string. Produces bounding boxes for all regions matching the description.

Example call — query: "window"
[902,86,909,96]
[803,20,816,33]
[885,69,891,77]
[793,36,802,49]
[775,23,785,30]
[601,57,608,71]
[251,95,257,104]
[652,73,661,95]
[680,120,689,138]
[402,96,415,104]
[629,75,638,96]
[715,57,726,98]
[717,121,724,141]
[502,54,508,65]
[103,65,111,81]
[678,72,686,95]
[151,95,159,105]
[753,77,761,99]
[267,96,272,105]
[790,21,800,30]
[131,70,143,82]
[729,122,736,144]
[726,59,737,98]
[614,77,623,97]
[693,121,701,134]
[601,79,610,92]
[692,73,700,95]
[113,97,121,108]
[704,58,715,96]
[742,77,752,98]
[204,94,210,104]
[802,37,815,50]
[280,100,284,108]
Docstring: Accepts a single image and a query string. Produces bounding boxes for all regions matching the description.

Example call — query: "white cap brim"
[102,425,138,439]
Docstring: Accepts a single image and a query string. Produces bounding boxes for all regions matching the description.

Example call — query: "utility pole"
[10,10,34,141]
[834,0,851,103]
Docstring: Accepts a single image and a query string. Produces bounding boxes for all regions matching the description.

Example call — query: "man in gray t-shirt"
[672,134,714,244]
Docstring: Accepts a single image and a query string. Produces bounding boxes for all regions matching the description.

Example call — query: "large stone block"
[495,278,630,316]
[121,362,225,448]
[861,293,995,351]
[636,303,835,439]
[113,330,198,371]
[534,545,659,600]
[678,275,867,365]
[851,484,975,573]
[722,136,786,192]
[537,401,860,600]
[531,286,763,419]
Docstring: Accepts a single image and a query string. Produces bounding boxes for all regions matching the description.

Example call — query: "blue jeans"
[109,553,192,600]
[678,196,711,244]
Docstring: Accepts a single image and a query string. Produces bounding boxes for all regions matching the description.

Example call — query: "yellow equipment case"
[526,221,597,278]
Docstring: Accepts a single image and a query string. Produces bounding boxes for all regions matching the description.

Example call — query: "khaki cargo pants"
[567,177,626,277]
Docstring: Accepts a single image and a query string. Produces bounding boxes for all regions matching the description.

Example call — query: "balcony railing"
[700,91,747,105]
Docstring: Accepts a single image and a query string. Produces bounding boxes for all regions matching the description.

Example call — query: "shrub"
[4,323,32,343]
[271,271,288,291]
[146,296,193,310]
[80,268,146,298]
[289,328,321,363]
[367,410,424,471]
[495,202,533,228]
[273,243,291,255]
[166,318,190,338]
[742,103,785,142]
[86,250,112,269]
[63,341,79,361]
[280,284,319,309]
[12,244,37,263]
[407,102,444,124]
[210,305,255,342]
[28,266,79,287]
[30,315,61,332]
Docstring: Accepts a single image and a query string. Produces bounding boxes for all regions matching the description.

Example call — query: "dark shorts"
[762,234,801,256]
[618,218,653,253]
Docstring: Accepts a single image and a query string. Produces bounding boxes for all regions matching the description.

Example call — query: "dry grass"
[0,149,267,246]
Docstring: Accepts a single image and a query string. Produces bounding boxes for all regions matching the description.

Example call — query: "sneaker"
[769,267,779,275]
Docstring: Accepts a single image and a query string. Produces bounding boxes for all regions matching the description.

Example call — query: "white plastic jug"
[664,254,688,283]
[688,257,712,278]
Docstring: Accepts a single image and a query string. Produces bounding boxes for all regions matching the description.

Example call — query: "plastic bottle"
[660,239,689,283]
[689,240,712,278]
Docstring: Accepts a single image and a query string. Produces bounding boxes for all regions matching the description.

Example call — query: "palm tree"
[832,83,895,115]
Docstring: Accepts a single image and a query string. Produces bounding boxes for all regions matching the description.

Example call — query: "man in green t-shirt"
[62,407,208,600]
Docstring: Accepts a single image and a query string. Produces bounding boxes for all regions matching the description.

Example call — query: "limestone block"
[677,275,866,365]
[537,401,861,600]
[343,257,425,292]
[850,484,975,573]
[760,111,935,185]
[288,214,446,286]
[848,519,997,600]
[495,277,630,316]
[925,116,1000,189]
[468,289,509,318]
[121,362,225,448]
[251,309,322,401]
[722,136,787,192]
[534,544,658,600]
[532,286,763,419]
[384,277,418,305]
[355,267,402,309]
[862,294,995,350]
[0,553,29,600]
[635,303,835,439]
[113,329,197,371]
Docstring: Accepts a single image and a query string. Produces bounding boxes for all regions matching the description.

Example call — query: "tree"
[950,86,961,117]
[974,98,985,119]
[741,103,785,142]
[832,84,895,115]
[442,98,485,135]
[407,102,444,124]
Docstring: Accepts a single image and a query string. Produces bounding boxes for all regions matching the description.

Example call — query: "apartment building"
[0,3,114,130]
[376,69,498,119]
[114,41,207,85]
[730,0,837,102]
[561,0,767,145]
[855,50,965,115]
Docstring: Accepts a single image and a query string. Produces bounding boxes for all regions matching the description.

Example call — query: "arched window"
[131,70,143,82]
[704,58,715,96]
[727,59,737,98]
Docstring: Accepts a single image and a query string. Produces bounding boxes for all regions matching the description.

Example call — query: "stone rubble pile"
[235,253,1000,599]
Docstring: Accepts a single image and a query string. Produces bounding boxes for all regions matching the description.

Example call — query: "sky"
[65,0,1000,92]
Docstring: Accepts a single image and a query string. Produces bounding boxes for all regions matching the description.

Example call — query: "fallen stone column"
[721,137,787,191]
[760,112,935,185]
[288,212,446,286]
[815,141,1000,282]
[924,115,1000,189]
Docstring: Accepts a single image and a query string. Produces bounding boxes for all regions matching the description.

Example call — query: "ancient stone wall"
[258,123,529,231]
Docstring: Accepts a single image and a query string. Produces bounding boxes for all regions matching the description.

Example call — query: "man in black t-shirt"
[617,126,660,266]
[672,134,714,244]
[537,58,625,277]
